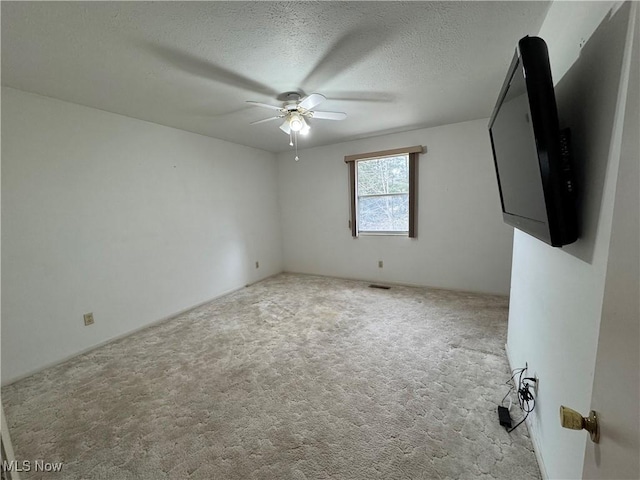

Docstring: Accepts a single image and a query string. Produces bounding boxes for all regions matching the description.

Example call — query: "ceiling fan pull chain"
[294,132,299,161]
[289,131,293,147]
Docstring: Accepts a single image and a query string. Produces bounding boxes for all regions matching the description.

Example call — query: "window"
[357,155,409,233]
[345,146,423,238]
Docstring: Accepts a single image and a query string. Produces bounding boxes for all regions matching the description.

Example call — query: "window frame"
[345,145,423,238]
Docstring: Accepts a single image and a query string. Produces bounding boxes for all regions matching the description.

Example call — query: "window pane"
[357,155,409,196]
[358,194,409,232]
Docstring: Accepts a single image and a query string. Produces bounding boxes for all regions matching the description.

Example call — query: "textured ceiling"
[1,1,550,153]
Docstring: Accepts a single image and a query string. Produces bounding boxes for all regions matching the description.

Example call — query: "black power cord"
[499,365,537,433]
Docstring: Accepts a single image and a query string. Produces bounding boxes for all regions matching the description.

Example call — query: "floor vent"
[369,284,391,290]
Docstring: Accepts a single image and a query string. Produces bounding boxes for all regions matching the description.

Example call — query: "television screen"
[488,36,578,247]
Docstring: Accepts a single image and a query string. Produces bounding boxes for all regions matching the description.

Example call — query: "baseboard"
[2,273,281,387]
[504,343,549,480]
[245,272,281,288]
[282,270,510,298]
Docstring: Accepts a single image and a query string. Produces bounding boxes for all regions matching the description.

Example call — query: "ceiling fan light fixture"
[279,120,291,135]
[248,93,345,151]
[289,113,304,132]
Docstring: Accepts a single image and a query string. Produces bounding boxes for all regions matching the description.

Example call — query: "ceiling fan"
[247,92,346,160]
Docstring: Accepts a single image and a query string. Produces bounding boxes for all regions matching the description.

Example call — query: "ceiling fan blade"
[250,116,283,125]
[298,93,326,111]
[302,27,394,90]
[246,101,283,111]
[310,111,347,121]
[279,120,291,135]
[321,91,395,103]
[183,106,251,118]
[146,44,279,97]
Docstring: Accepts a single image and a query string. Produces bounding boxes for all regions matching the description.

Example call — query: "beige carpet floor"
[2,273,540,479]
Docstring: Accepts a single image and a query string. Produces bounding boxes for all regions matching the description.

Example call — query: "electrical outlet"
[83,312,94,326]
[378,260,383,268]
[255,261,259,269]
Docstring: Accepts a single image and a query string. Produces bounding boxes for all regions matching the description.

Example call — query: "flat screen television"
[488,36,578,247]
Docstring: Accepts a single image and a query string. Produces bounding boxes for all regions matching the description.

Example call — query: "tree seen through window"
[357,155,409,233]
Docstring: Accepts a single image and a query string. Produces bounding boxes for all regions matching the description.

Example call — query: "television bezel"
[488,36,577,247]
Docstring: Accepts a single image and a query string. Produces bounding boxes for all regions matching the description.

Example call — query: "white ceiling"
[1,1,550,153]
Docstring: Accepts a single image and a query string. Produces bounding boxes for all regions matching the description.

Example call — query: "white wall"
[278,119,514,295]
[506,2,636,479]
[1,87,283,384]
